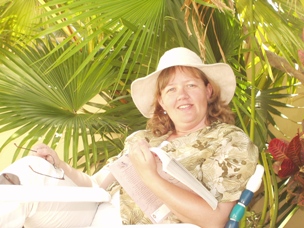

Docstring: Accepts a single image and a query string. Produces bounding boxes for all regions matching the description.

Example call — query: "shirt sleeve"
[200,125,259,202]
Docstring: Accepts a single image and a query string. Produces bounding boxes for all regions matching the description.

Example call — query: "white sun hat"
[131,47,236,118]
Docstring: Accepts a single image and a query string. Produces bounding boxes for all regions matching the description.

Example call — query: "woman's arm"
[128,139,234,227]
[32,144,94,187]
[145,173,234,227]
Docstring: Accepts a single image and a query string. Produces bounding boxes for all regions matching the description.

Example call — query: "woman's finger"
[31,143,60,167]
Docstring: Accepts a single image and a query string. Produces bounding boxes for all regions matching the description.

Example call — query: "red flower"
[268,134,304,178]
[268,131,304,206]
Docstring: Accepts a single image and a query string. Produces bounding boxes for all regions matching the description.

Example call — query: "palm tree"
[0,0,303,227]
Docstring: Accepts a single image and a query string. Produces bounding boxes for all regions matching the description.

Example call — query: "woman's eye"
[166,87,175,93]
[188,84,196,88]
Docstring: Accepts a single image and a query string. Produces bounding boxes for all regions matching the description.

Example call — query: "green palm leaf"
[0,38,142,173]
[0,1,304,225]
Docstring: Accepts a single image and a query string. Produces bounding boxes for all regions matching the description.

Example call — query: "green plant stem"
[258,152,272,227]
[266,153,279,227]
[232,99,249,136]
[249,0,256,142]
[278,205,299,228]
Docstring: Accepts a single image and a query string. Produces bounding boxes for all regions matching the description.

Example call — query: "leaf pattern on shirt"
[108,122,259,225]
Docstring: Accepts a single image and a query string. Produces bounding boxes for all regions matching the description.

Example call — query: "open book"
[109,144,218,223]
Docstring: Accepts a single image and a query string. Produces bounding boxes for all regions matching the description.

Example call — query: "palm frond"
[0,38,141,173]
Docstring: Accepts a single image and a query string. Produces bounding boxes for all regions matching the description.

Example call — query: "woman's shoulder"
[210,121,259,156]
[199,122,256,150]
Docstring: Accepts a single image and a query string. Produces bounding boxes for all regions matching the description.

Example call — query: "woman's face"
[158,68,213,132]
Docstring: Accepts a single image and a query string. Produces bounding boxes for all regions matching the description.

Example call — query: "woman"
[0,47,259,227]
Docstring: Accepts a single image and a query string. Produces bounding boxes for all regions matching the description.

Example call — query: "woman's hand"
[128,139,159,181]
[31,143,62,168]
[30,143,93,187]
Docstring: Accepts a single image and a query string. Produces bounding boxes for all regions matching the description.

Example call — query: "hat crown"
[157,47,203,71]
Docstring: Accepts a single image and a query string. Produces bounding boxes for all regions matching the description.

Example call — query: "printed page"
[109,155,171,223]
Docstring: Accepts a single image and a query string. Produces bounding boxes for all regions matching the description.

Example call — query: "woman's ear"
[158,96,165,110]
[206,83,213,99]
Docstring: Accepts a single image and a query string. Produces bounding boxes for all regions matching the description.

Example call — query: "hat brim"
[131,63,236,118]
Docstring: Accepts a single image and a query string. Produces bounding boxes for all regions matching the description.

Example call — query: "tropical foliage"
[268,123,304,206]
[0,0,304,227]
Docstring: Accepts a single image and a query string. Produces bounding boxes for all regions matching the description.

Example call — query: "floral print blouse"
[106,121,259,225]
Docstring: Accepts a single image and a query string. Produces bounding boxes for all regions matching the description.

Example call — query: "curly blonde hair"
[146,66,235,137]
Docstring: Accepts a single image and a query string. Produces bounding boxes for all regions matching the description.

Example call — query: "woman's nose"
[177,88,189,100]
